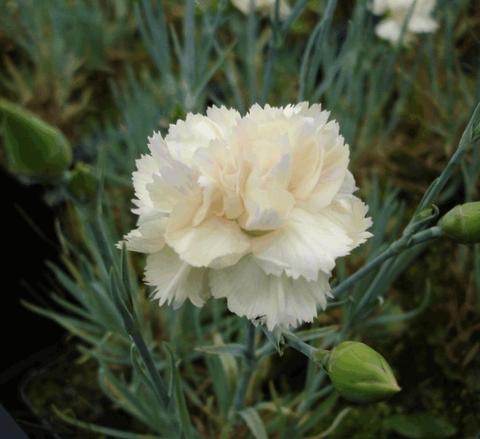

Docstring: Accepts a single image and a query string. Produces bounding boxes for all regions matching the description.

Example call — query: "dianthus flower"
[121,103,372,329]
[231,0,291,20]
[370,0,438,44]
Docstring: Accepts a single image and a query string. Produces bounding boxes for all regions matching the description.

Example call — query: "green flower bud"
[439,202,480,244]
[0,99,72,180]
[67,162,96,200]
[326,341,401,404]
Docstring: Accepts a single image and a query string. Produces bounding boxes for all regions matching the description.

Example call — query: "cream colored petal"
[119,216,167,254]
[165,112,227,165]
[246,103,287,124]
[231,0,290,19]
[302,128,349,211]
[252,208,354,281]
[375,19,404,43]
[387,0,415,12]
[294,102,330,125]
[280,0,291,18]
[140,132,197,213]
[245,128,291,172]
[240,153,295,231]
[166,217,250,269]
[289,122,324,200]
[320,196,373,247]
[132,154,158,216]
[231,0,252,14]
[337,170,357,197]
[408,15,438,33]
[241,187,294,231]
[190,138,247,222]
[206,106,241,133]
[415,0,436,15]
[192,179,223,226]
[223,191,244,220]
[146,173,189,213]
[145,247,209,308]
[210,256,331,330]
[370,0,389,15]
[165,191,202,233]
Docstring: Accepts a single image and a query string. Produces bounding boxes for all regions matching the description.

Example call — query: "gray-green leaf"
[239,407,268,439]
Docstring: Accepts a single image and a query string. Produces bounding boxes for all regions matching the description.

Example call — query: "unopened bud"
[439,202,480,244]
[326,341,400,404]
[0,99,72,180]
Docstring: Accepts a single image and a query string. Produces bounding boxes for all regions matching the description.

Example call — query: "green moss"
[24,350,147,437]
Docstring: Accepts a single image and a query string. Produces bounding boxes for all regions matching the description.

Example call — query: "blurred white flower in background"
[231,0,291,20]
[370,0,438,44]
[120,103,372,330]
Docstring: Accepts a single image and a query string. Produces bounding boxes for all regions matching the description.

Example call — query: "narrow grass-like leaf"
[239,407,268,439]
[195,343,246,357]
[164,344,194,439]
[53,406,158,439]
[364,286,432,327]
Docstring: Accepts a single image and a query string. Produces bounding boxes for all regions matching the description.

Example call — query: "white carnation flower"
[120,103,372,330]
[231,0,291,20]
[370,0,438,44]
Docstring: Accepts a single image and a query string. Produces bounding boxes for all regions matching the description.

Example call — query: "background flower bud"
[67,162,96,201]
[439,202,480,244]
[0,99,72,180]
[326,341,401,404]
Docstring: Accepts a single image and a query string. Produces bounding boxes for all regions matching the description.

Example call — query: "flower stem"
[284,331,330,365]
[283,331,318,360]
[332,226,443,299]
[413,103,480,216]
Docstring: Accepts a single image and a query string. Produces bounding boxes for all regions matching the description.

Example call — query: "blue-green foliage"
[4,0,479,437]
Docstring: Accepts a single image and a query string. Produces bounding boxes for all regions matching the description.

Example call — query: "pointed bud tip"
[326,341,401,404]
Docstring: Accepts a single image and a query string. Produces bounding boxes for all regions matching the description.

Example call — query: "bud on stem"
[439,202,480,244]
[326,341,401,403]
[0,99,72,180]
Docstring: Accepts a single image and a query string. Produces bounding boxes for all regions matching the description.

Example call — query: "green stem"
[332,226,443,299]
[283,331,317,360]
[283,331,330,365]
[414,103,480,215]
[347,227,443,325]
